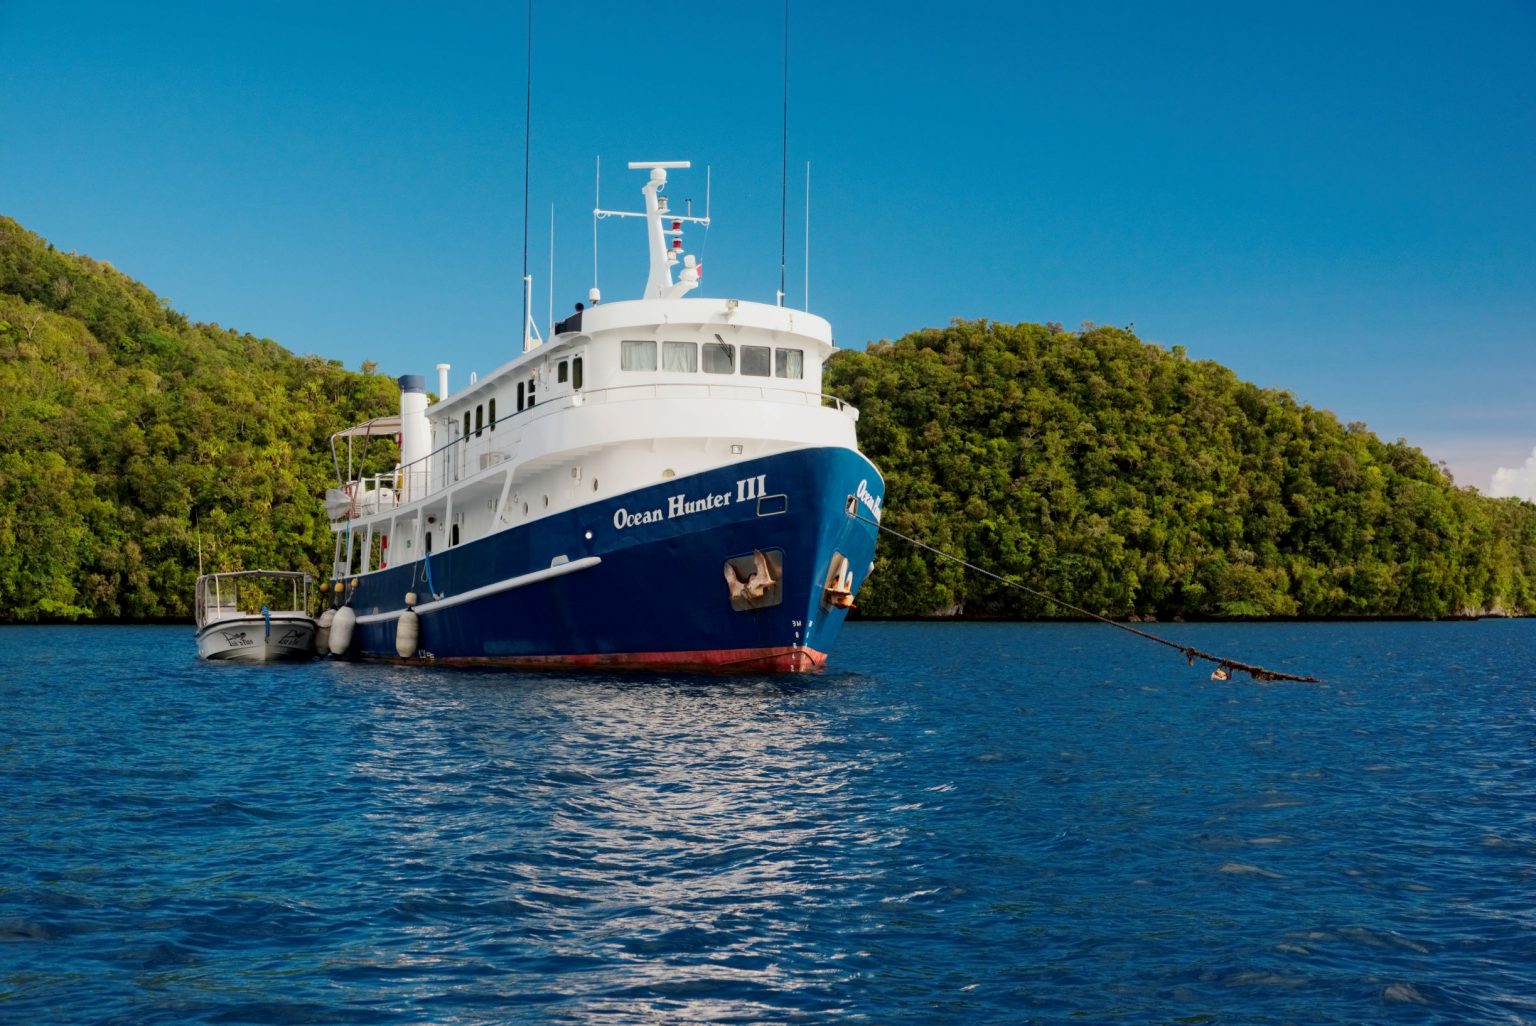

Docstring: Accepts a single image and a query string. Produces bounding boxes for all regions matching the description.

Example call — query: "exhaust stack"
[397,375,429,502]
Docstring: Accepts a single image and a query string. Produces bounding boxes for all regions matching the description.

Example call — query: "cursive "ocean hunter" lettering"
[612,474,770,531]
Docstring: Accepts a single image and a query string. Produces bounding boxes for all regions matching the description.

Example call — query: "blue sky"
[3,1,1533,494]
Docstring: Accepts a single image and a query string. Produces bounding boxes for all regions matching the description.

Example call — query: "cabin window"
[557,360,568,383]
[517,381,525,410]
[425,531,433,553]
[450,523,460,546]
[527,375,535,406]
[572,356,583,390]
[664,341,698,372]
[775,348,804,379]
[741,345,771,377]
[475,404,484,437]
[463,411,471,439]
[702,341,735,374]
[489,397,496,429]
[622,339,657,371]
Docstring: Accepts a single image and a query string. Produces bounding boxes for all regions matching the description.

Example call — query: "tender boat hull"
[340,446,881,672]
[196,614,318,662]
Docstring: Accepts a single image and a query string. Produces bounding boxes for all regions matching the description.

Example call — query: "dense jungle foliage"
[4,217,1532,623]
[826,321,1536,619]
[0,217,398,621]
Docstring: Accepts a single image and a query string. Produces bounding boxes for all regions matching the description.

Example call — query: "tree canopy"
[825,320,1536,619]
[4,220,1530,623]
[0,216,398,621]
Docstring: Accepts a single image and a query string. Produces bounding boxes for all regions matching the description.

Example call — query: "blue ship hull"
[341,446,883,672]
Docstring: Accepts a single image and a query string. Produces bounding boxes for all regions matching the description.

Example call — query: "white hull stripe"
[354,556,603,625]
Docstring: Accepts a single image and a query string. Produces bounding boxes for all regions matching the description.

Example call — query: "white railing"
[330,382,859,521]
[577,381,860,419]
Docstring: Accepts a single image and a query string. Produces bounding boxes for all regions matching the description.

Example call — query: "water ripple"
[2,622,1535,1023]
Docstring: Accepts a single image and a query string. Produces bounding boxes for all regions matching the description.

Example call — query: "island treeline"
[0,217,397,621]
[4,217,1532,623]
[825,321,1536,619]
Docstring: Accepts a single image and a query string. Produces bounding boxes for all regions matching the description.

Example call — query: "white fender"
[329,605,356,656]
[395,608,419,659]
[316,607,336,654]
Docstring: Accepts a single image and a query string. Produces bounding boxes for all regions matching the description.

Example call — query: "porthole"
[662,468,676,479]
[543,495,549,508]
[523,502,529,515]
[592,478,599,491]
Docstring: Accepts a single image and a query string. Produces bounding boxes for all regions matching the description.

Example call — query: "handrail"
[331,381,859,520]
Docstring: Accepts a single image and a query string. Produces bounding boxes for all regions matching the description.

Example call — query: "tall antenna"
[778,0,789,307]
[548,202,555,335]
[592,156,600,298]
[804,160,810,310]
[520,0,534,350]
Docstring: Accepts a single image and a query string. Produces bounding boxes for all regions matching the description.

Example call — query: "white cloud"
[1489,448,1536,501]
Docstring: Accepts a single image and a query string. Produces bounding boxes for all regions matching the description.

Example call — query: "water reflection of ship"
[322,162,883,672]
[347,673,900,1018]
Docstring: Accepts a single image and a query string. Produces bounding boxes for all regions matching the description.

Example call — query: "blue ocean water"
[2,621,1534,1025]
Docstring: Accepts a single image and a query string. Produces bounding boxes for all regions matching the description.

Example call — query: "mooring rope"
[851,512,1321,683]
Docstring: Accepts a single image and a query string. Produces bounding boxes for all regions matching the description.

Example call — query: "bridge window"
[572,356,583,390]
[463,411,470,439]
[741,345,771,377]
[488,397,496,429]
[557,360,568,384]
[621,339,657,371]
[517,382,525,410]
[475,404,483,437]
[775,348,804,379]
[702,341,735,374]
[663,341,698,372]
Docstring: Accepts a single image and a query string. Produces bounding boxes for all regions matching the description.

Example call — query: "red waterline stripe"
[385,644,828,675]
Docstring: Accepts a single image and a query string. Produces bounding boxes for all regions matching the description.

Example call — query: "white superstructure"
[331,163,861,583]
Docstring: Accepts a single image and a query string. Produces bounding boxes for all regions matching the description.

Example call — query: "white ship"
[323,162,883,672]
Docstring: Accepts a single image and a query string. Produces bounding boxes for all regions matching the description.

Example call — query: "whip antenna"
[520,0,534,351]
[592,156,600,297]
[777,0,789,307]
[548,202,555,336]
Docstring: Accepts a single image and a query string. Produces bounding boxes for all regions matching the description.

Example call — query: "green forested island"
[2,216,1533,623]
[0,217,397,621]
[825,322,1536,618]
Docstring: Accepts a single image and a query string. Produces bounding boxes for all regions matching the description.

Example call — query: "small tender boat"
[194,570,318,662]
